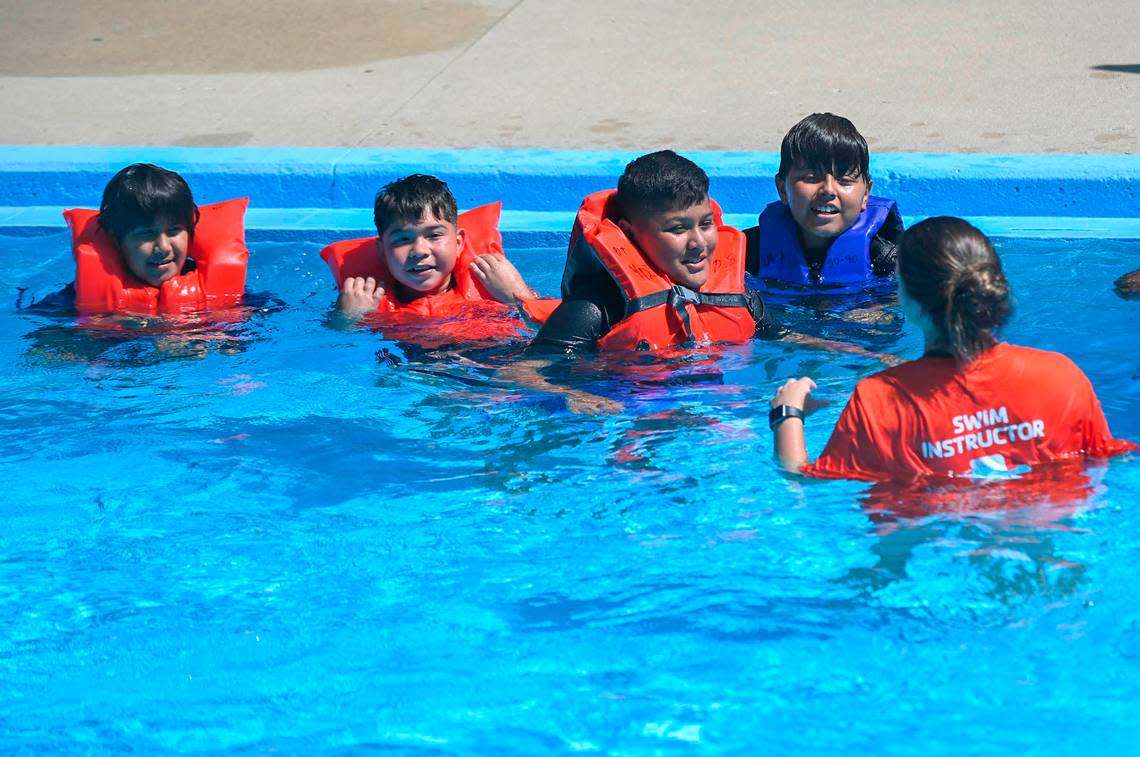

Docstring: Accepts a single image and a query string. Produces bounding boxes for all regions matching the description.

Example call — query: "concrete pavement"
[0,0,1137,153]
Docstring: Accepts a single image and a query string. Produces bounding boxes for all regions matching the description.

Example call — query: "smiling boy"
[529,150,779,354]
[745,113,904,288]
[330,174,538,320]
[45,163,249,315]
[496,151,782,413]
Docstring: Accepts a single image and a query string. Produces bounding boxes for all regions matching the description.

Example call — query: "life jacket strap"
[625,286,749,341]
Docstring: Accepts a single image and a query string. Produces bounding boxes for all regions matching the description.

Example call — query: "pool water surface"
[2,231,1139,753]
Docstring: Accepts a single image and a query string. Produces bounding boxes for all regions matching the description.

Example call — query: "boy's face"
[119,220,190,287]
[619,198,718,290]
[777,165,871,248]
[379,211,465,296]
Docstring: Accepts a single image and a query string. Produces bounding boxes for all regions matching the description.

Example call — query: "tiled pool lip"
[2,146,1139,242]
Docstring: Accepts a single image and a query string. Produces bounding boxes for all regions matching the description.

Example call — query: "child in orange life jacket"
[501,151,781,414]
[99,164,198,288]
[331,174,538,323]
[527,150,779,355]
[35,163,248,315]
[745,113,904,292]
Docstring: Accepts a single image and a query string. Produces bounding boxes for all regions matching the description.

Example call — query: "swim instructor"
[768,216,1136,482]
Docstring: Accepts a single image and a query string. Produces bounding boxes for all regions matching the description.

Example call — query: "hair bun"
[900,217,1013,362]
[948,262,1012,334]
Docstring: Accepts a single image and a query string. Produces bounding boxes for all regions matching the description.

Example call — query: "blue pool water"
[3,230,1139,753]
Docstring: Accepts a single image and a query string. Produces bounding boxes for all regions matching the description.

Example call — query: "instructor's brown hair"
[898,216,1012,363]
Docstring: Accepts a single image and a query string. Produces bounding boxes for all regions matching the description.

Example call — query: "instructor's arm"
[770,377,816,473]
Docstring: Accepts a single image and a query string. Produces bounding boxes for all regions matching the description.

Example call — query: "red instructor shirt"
[805,343,1136,482]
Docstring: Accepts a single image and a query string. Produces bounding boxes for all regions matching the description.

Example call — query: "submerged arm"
[496,298,622,415]
[782,330,902,366]
[498,358,621,415]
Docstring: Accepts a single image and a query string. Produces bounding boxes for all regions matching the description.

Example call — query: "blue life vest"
[757,196,898,286]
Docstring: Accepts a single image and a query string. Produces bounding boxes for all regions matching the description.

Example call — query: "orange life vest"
[319,202,556,347]
[563,190,756,351]
[64,198,249,315]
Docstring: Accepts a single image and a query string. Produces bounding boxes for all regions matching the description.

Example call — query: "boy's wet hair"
[616,150,709,220]
[98,163,199,243]
[777,113,871,183]
[1113,269,1140,301]
[374,174,458,235]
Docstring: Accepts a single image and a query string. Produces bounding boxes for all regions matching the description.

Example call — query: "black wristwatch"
[769,404,805,431]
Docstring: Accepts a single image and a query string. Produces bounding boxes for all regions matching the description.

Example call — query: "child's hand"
[337,276,385,316]
[470,254,532,304]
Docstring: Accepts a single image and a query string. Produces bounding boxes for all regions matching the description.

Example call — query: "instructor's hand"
[770,377,817,411]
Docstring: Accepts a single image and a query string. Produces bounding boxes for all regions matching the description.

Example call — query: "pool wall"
[1,146,1139,244]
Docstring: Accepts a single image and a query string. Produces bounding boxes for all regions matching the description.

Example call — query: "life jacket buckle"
[667,285,700,340]
[670,284,701,307]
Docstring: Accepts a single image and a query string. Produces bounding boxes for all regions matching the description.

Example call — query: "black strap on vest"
[625,285,748,340]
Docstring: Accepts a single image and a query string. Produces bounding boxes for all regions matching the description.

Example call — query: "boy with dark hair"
[500,151,780,413]
[42,163,249,314]
[323,174,544,327]
[532,150,778,354]
[1114,269,1140,301]
[97,163,200,259]
[746,113,903,288]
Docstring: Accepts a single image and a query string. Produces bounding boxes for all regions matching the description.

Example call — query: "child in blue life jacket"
[745,113,904,290]
[27,163,250,315]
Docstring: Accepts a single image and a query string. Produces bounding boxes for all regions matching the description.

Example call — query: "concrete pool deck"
[0,0,1138,154]
[1,1,1138,243]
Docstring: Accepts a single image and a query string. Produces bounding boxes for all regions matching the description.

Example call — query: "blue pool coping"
[2,146,1139,244]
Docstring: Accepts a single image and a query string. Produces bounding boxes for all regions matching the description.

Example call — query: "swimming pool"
[3,149,1139,752]
[4,227,1139,752]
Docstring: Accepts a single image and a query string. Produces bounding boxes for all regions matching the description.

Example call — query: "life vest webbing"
[625,285,749,340]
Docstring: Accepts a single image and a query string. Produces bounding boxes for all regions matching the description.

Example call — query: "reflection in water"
[20,293,285,367]
[844,461,1107,601]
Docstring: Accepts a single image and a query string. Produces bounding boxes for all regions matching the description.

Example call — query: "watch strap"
[768,404,805,431]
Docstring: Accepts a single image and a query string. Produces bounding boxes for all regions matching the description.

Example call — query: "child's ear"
[455,226,467,253]
[861,178,873,211]
[774,176,788,204]
[617,218,634,238]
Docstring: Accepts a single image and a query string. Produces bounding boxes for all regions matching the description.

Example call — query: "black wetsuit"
[529,273,782,354]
